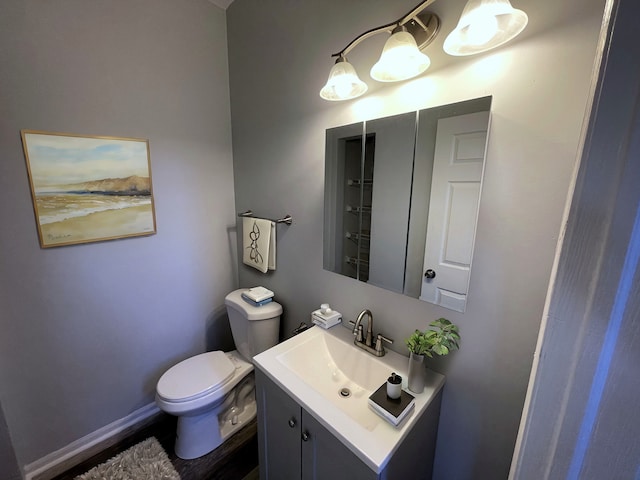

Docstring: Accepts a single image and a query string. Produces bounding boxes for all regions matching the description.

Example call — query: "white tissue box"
[311,309,342,329]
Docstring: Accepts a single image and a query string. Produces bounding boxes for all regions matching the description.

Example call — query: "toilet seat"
[157,351,235,403]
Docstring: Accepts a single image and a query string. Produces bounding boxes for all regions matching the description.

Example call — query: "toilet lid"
[157,351,235,403]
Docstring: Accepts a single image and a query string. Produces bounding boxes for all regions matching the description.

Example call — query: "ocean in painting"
[35,193,151,225]
[34,191,155,246]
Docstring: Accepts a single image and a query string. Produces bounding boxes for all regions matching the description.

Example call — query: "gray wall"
[0,0,236,469]
[227,0,605,478]
[0,403,21,480]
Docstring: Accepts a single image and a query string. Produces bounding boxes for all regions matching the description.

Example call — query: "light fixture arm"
[330,0,439,58]
[397,0,438,26]
[332,21,398,59]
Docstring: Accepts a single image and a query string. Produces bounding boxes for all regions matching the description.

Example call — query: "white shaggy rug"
[75,437,180,480]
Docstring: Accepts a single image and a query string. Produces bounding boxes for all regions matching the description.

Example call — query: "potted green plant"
[405,318,460,393]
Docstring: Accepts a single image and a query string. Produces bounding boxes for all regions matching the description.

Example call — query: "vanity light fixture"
[320,1,440,101]
[319,0,528,101]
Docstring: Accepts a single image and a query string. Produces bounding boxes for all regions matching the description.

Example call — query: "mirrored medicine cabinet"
[323,96,492,313]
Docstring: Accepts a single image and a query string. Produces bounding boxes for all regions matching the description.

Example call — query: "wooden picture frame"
[21,130,157,248]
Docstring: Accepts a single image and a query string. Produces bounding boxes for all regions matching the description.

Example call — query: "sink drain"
[339,387,351,398]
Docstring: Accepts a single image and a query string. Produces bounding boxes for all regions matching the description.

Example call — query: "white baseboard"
[23,403,161,480]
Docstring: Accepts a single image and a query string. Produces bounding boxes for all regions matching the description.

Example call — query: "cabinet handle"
[288,418,297,428]
[301,431,310,442]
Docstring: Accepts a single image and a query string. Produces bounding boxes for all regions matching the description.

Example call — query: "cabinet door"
[301,410,377,480]
[256,369,302,479]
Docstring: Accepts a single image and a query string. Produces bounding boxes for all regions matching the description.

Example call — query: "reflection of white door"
[420,111,489,312]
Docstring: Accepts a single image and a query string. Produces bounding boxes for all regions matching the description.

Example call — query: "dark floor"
[51,413,259,480]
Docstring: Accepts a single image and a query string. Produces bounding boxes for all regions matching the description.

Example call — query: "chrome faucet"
[349,309,393,357]
[355,309,374,347]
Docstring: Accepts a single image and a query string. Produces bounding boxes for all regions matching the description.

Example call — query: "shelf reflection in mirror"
[323,96,492,312]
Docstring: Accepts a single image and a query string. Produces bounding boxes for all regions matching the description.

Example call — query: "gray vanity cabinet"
[255,368,442,480]
[300,410,376,480]
[256,368,302,479]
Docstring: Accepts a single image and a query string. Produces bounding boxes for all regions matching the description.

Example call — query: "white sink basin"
[253,324,445,473]
[277,325,398,431]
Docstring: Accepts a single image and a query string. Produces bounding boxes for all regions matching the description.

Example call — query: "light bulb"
[333,76,355,99]
[465,14,498,46]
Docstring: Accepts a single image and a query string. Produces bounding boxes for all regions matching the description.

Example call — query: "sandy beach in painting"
[40,204,155,246]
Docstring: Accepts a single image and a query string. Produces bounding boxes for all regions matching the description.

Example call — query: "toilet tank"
[224,289,282,361]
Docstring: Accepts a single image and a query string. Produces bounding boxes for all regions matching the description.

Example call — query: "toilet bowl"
[155,289,282,459]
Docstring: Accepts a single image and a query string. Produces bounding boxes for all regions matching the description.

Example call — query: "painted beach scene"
[21,131,156,247]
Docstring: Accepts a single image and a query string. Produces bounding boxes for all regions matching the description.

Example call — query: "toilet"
[155,288,282,459]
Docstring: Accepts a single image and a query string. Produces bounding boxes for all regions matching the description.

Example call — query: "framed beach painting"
[21,130,157,248]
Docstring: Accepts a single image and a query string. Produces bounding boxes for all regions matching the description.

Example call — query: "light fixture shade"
[370,30,431,82]
[443,0,528,56]
[319,58,368,101]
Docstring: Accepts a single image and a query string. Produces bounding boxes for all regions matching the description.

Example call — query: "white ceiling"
[208,0,234,9]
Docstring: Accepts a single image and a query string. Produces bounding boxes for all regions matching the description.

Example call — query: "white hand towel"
[242,218,273,273]
[268,221,276,271]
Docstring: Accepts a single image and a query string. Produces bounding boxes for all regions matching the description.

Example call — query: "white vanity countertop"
[253,324,445,473]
